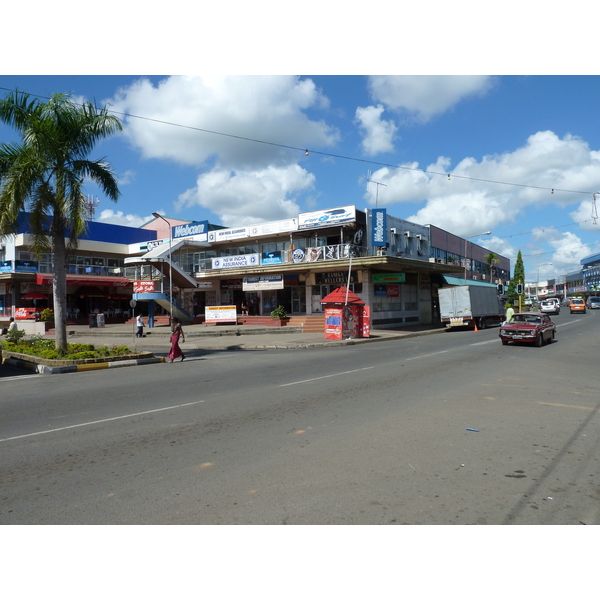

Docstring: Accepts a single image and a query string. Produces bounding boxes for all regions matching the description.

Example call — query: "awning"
[36,273,131,287]
[441,275,497,288]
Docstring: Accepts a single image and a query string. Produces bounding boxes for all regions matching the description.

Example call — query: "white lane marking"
[0,374,42,382]
[279,366,375,387]
[406,350,449,361]
[0,400,206,443]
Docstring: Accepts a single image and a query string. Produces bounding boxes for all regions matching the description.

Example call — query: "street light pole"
[463,231,492,284]
[152,213,173,327]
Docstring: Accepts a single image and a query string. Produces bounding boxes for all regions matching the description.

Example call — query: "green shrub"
[40,308,54,322]
[270,305,288,320]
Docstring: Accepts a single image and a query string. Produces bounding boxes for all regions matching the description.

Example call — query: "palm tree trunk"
[51,233,68,351]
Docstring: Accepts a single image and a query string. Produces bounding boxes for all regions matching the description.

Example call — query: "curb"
[4,355,165,375]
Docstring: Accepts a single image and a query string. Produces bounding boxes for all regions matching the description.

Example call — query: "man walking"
[136,314,145,338]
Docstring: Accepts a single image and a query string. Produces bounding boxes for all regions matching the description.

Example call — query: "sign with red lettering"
[133,280,156,293]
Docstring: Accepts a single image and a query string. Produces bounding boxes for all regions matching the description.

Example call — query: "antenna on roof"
[367,171,387,209]
[83,195,100,220]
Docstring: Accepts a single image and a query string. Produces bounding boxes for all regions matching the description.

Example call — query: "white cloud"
[364,131,600,241]
[355,104,398,155]
[97,209,152,228]
[108,75,339,169]
[569,198,600,230]
[118,170,136,186]
[368,75,495,122]
[530,227,592,275]
[176,164,315,226]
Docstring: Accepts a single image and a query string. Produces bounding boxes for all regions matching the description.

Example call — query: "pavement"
[3,321,447,375]
[51,321,447,351]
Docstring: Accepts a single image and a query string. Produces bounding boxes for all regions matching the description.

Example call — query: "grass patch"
[2,334,132,360]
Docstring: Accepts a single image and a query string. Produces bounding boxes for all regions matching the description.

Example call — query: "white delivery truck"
[438,284,504,330]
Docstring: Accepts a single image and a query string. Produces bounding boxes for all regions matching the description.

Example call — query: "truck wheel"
[478,317,486,330]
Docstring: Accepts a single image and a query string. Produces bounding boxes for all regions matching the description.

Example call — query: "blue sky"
[2,10,600,287]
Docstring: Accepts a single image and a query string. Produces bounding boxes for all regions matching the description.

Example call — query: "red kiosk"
[320,286,371,340]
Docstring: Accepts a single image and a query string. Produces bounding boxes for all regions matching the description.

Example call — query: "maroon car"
[499,312,556,347]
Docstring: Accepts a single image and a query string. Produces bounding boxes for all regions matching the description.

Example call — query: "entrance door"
[291,286,306,314]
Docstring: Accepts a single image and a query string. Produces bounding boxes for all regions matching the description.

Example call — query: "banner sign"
[0,260,12,272]
[212,254,260,269]
[133,280,156,293]
[298,205,356,229]
[371,208,387,247]
[243,275,284,291]
[205,305,237,323]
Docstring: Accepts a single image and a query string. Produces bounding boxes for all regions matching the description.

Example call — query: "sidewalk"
[49,321,447,351]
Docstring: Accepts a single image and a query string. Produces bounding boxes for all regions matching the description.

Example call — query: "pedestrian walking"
[8,317,18,332]
[168,317,186,362]
[136,314,145,338]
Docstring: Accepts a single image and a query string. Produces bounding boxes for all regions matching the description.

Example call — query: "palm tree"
[484,251,500,282]
[0,91,122,351]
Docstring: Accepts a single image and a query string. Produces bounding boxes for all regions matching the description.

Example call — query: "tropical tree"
[0,91,122,351]
[506,250,525,307]
[484,251,500,282]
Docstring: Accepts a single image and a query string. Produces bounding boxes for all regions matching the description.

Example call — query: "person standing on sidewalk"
[168,317,186,362]
[136,314,145,338]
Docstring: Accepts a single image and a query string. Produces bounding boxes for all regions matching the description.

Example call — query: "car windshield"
[512,315,542,324]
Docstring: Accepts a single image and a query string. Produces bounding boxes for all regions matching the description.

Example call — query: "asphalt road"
[1,311,599,524]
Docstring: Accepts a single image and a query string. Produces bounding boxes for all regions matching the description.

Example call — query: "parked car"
[569,298,587,314]
[499,312,556,347]
[586,296,600,309]
[540,299,560,315]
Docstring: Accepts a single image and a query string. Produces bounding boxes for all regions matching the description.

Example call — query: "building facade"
[1,205,510,329]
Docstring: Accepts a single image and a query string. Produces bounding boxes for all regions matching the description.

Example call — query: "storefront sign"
[243,275,284,291]
[205,305,237,323]
[173,220,209,240]
[372,273,405,283]
[208,227,249,242]
[212,254,260,269]
[0,261,12,272]
[14,260,38,272]
[372,208,387,247]
[298,205,356,229]
[133,280,156,293]
[316,271,357,285]
[261,251,282,265]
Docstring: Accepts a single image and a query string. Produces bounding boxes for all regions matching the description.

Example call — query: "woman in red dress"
[168,317,186,362]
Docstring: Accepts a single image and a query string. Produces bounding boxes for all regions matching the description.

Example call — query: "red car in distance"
[499,312,556,347]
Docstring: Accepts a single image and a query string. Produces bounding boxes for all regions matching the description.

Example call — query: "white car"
[540,299,560,315]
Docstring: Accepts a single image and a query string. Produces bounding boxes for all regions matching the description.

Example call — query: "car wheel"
[501,339,509,345]
[535,334,543,347]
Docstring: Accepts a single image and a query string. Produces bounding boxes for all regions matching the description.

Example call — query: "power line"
[1,84,598,199]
